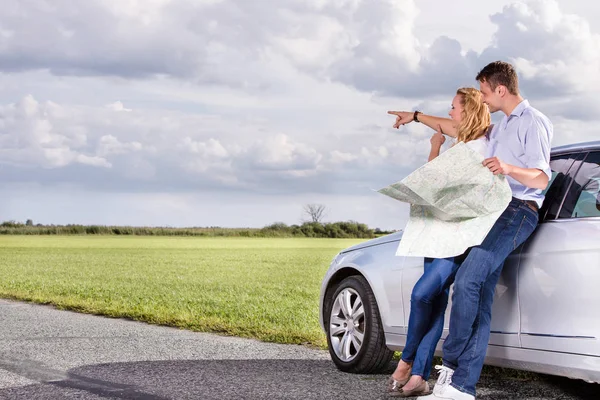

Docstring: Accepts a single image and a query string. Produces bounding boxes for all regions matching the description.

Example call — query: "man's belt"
[513,197,539,212]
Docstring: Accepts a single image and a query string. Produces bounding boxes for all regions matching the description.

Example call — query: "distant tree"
[26,219,33,226]
[265,222,288,230]
[303,204,327,223]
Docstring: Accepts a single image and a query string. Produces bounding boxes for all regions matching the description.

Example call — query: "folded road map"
[378,142,512,258]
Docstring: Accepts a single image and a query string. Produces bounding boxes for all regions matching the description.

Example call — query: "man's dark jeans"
[442,198,539,396]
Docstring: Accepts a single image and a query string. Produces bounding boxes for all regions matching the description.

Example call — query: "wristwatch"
[413,111,421,122]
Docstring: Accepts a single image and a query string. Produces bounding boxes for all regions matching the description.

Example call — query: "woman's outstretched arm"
[387,111,458,138]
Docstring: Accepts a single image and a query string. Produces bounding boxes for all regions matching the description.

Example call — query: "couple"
[386,61,553,400]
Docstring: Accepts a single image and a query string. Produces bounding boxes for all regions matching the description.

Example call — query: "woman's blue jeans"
[400,255,464,379]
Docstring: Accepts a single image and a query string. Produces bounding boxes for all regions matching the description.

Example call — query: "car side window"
[559,151,600,219]
[540,152,586,221]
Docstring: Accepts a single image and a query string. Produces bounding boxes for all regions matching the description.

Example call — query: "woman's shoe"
[387,375,410,392]
[388,380,431,397]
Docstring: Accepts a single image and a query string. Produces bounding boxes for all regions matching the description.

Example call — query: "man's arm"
[483,158,549,190]
[483,112,552,190]
[387,111,458,138]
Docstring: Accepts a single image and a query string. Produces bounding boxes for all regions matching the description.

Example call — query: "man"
[390,61,553,399]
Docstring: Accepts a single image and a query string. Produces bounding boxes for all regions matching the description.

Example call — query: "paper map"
[378,142,512,258]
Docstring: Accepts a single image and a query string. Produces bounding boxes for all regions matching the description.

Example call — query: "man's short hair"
[476,61,519,95]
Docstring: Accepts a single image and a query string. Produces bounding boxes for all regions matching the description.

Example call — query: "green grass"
[0,236,367,348]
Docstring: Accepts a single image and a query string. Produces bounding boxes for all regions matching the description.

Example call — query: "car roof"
[552,140,600,155]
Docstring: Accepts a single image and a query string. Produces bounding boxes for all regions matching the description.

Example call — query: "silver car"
[319,140,600,383]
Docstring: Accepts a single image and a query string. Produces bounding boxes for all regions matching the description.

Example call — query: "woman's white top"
[464,136,489,157]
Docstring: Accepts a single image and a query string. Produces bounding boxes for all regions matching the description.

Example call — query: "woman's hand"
[387,111,414,129]
[428,125,446,162]
[430,125,446,148]
[387,110,459,138]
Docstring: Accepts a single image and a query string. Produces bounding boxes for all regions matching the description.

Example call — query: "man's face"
[479,80,501,113]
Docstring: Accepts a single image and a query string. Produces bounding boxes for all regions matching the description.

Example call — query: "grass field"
[0,236,367,348]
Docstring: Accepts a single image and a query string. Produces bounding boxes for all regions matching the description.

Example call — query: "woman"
[386,88,491,397]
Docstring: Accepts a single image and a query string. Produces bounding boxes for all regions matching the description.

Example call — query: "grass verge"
[0,236,366,348]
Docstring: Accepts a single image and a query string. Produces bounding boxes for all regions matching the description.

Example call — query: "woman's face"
[448,94,463,122]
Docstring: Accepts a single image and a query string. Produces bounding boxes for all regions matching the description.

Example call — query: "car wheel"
[325,275,393,373]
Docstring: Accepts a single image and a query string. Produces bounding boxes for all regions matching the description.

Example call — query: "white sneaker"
[433,384,475,400]
[433,365,455,396]
[416,393,438,399]
[416,365,455,400]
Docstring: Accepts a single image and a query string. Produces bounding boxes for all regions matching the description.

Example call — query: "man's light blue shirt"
[485,100,553,208]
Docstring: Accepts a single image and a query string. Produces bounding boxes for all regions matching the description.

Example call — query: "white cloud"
[98,135,143,157]
[481,0,600,98]
[1,0,599,228]
[182,137,228,158]
[0,95,109,168]
[330,150,358,164]
[0,95,424,195]
[75,154,112,168]
[244,134,322,172]
[1,0,599,104]
[106,101,132,112]
[0,0,424,95]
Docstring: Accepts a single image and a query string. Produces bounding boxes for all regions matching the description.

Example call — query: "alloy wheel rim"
[329,288,365,362]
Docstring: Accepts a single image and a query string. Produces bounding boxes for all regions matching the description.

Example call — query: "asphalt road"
[0,299,598,399]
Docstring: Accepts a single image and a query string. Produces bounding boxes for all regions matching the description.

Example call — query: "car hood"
[340,231,403,254]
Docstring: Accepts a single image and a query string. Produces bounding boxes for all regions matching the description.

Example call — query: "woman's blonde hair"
[455,87,491,143]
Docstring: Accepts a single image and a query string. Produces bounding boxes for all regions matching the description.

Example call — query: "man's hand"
[483,157,513,176]
[387,111,414,129]
[484,157,549,189]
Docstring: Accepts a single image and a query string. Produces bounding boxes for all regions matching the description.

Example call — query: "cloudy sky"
[1,0,599,230]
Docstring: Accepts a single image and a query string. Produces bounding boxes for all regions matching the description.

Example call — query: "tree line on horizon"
[0,219,398,238]
[0,204,399,238]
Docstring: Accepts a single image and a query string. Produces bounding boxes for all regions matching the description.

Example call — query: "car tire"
[325,275,394,373]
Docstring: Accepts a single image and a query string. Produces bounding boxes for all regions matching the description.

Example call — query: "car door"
[387,255,423,335]
[400,234,522,348]
[518,150,600,356]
